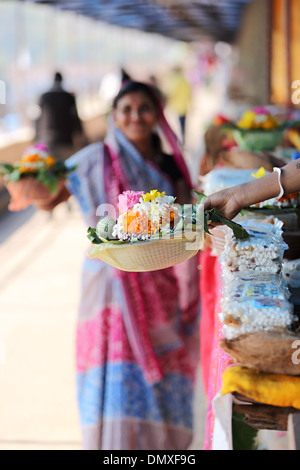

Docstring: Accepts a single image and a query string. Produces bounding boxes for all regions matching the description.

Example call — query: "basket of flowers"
[87,190,249,272]
[0,142,75,211]
[232,107,284,151]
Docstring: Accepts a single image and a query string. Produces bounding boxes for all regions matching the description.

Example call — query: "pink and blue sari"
[65,128,200,450]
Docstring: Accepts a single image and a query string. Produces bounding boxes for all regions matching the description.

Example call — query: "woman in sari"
[13,81,200,450]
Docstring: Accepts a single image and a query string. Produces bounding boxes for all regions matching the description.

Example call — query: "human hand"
[203,186,243,222]
[6,178,69,212]
[6,178,53,211]
[34,181,70,211]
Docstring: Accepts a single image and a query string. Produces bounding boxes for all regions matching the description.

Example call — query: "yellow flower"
[251,166,266,178]
[237,109,280,130]
[142,190,166,203]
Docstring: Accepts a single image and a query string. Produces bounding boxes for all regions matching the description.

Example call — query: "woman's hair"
[112,81,160,110]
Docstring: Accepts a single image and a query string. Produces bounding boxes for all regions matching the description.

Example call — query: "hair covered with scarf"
[112,80,193,190]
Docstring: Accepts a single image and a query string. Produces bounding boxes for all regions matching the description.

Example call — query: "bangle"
[273,167,284,199]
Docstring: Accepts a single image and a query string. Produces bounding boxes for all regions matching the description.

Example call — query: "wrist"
[273,167,284,198]
[242,171,283,208]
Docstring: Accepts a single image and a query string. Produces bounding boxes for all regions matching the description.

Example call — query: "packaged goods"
[220,297,294,339]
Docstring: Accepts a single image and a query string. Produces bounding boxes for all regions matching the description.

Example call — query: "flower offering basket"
[87,190,249,273]
[222,107,300,152]
[0,142,75,211]
[233,128,284,151]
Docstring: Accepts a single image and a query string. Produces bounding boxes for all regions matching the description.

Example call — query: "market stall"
[199,107,300,450]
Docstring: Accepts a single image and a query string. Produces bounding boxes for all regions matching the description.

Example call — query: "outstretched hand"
[6,178,70,212]
[203,186,243,222]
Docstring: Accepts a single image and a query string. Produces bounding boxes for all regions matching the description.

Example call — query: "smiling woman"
[112,84,160,155]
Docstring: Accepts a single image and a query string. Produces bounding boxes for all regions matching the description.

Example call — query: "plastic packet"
[219,297,294,339]
[239,217,284,239]
[221,278,290,306]
[221,229,287,274]
[222,271,289,292]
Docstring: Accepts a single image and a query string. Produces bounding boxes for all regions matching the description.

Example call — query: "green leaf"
[36,171,59,195]
[87,227,126,245]
[194,191,207,205]
[87,227,103,244]
[210,208,250,240]
[232,409,258,450]
[0,163,14,175]
[203,212,212,235]
[9,169,22,181]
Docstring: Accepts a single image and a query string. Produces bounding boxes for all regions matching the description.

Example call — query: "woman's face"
[113,91,158,144]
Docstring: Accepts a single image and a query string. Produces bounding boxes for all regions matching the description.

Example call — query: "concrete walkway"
[0,200,86,450]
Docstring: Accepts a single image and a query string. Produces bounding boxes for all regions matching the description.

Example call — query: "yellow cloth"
[287,129,300,150]
[166,72,191,115]
[221,366,300,409]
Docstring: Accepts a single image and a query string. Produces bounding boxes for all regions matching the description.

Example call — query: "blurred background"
[0,0,300,451]
[1,0,300,186]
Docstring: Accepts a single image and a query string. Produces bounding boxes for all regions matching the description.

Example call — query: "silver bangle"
[273,167,284,199]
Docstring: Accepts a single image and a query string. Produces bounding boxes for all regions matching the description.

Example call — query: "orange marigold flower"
[45,156,56,166]
[22,154,42,163]
[19,166,35,173]
[120,209,160,236]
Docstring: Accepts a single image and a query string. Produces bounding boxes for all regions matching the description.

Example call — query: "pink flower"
[118,190,144,213]
[24,142,49,156]
[34,142,49,151]
[253,107,270,115]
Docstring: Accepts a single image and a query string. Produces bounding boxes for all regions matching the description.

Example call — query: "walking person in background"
[10,81,200,451]
[35,71,86,161]
[164,66,192,143]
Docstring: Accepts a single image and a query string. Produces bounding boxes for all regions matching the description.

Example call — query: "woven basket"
[88,233,204,272]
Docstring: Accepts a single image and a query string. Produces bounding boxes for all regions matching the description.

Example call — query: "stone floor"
[0,201,84,450]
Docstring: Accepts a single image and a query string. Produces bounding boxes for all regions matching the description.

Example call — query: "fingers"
[8,199,32,211]
[203,196,213,212]
[35,185,70,211]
